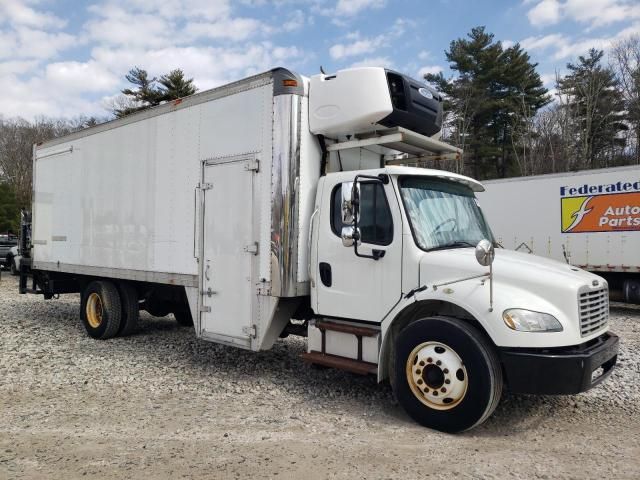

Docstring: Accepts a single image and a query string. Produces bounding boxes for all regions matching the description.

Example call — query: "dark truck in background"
[1,233,18,273]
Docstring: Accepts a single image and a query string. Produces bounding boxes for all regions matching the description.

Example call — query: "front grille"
[578,287,609,337]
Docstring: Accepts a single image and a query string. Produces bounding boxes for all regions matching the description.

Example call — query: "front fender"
[377,279,588,382]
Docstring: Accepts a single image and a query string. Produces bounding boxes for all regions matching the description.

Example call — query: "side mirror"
[341,181,359,225]
[475,239,495,266]
[341,226,361,247]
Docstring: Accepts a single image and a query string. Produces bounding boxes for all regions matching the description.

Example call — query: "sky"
[0,0,639,120]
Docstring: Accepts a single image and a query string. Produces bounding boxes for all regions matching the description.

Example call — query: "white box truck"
[20,67,619,432]
[479,166,640,304]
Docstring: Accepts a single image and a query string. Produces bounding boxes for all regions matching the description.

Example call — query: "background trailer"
[479,165,640,303]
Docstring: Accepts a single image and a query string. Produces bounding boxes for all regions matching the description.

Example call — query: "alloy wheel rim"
[86,292,104,328]
[405,341,468,411]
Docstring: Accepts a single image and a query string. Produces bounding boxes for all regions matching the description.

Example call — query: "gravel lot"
[1,274,639,479]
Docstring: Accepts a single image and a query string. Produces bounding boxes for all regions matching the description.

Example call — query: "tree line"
[1,26,639,231]
[424,27,640,179]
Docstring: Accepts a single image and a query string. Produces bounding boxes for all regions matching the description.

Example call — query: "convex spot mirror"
[341,181,359,225]
[475,239,495,266]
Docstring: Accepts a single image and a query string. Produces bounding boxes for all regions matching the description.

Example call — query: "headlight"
[502,309,563,332]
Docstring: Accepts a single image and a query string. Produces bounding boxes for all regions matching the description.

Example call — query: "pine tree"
[557,49,627,168]
[425,26,550,178]
[157,69,197,102]
[114,67,198,118]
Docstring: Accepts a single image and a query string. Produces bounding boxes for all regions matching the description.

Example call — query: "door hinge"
[201,288,216,297]
[243,242,259,255]
[200,306,211,313]
[244,159,259,172]
[242,325,257,338]
[199,182,213,190]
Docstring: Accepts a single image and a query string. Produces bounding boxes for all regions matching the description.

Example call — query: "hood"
[419,247,601,293]
[415,248,607,348]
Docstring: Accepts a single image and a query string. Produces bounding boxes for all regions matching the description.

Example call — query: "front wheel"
[393,316,502,433]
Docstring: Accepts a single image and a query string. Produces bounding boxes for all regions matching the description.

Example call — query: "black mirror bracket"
[351,174,388,261]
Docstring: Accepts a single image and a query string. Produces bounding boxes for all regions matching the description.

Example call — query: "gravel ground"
[0,274,639,480]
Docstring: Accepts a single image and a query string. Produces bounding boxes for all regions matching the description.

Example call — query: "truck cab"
[307,163,618,432]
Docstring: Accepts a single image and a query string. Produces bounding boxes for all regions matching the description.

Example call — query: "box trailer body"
[478,166,640,303]
[21,67,619,433]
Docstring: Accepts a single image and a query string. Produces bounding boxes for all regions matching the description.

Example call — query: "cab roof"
[383,166,485,192]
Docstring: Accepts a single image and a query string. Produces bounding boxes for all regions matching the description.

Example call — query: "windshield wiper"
[426,241,476,252]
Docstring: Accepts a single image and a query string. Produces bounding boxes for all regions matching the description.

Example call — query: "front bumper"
[498,332,619,395]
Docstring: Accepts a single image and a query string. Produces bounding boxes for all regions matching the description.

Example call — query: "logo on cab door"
[561,192,640,233]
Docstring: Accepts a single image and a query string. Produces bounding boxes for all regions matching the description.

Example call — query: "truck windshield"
[399,177,494,251]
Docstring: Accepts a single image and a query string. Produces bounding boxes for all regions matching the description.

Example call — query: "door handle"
[319,262,332,287]
[205,262,211,281]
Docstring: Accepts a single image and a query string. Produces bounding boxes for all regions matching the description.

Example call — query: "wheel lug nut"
[415,369,421,375]
[440,388,446,393]
[445,379,450,384]
[443,368,449,374]
[433,391,438,396]
[436,360,442,366]
[427,357,433,363]
[419,361,425,367]
[417,379,423,385]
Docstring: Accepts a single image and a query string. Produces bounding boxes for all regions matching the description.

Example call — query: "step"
[315,319,379,337]
[301,351,378,376]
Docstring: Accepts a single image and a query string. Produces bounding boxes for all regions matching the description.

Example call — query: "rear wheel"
[117,282,139,336]
[392,316,502,433]
[80,280,122,339]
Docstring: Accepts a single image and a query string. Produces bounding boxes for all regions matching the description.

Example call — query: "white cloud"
[185,17,265,42]
[527,0,561,26]
[0,27,76,61]
[349,56,393,68]
[334,0,386,16]
[330,37,385,59]
[539,73,557,86]
[329,18,408,60]
[0,0,309,119]
[283,10,306,32]
[45,61,120,93]
[521,33,566,51]
[521,23,640,60]
[526,0,640,28]
[417,65,443,77]
[0,1,67,29]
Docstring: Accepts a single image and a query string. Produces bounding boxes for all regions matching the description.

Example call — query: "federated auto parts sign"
[561,181,640,233]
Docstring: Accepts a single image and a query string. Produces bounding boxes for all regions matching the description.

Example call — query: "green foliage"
[0,183,19,234]
[425,26,551,179]
[114,67,198,118]
[557,49,627,168]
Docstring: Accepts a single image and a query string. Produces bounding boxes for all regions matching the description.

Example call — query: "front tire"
[80,280,122,339]
[393,316,502,433]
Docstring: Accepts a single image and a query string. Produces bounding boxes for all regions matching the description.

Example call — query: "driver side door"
[314,178,403,322]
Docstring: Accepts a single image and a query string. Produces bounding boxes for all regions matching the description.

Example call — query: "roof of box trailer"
[36,67,302,151]
[384,166,485,192]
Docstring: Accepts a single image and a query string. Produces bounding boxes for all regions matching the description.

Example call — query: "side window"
[331,183,393,245]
